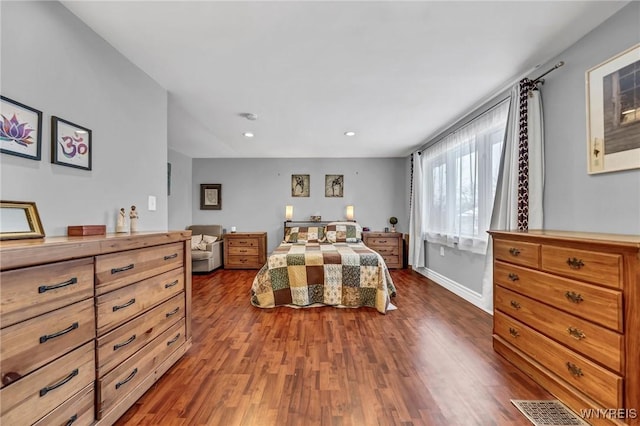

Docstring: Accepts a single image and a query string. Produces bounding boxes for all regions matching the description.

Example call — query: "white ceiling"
[61,1,628,158]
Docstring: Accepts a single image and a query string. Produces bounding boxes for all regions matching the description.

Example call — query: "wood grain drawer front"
[227,245,259,256]
[227,237,260,249]
[494,239,540,268]
[494,261,623,332]
[367,237,400,248]
[541,245,622,289]
[96,268,184,336]
[494,311,622,409]
[96,293,185,377]
[0,341,94,426]
[0,258,94,328]
[97,319,186,420]
[95,242,184,295]
[226,255,259,267]
[494,286,623,373]
[32,383,94,426]
[1,298,95,388]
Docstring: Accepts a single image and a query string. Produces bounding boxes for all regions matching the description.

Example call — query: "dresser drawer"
[226,255,260,267]
[494,239,540,268]
[495,311,622,409]
[97,319,185,419]
[97,293,185,376]
[32,384,94,426]
[366,237,399,248]
[495,286,623,373]
[494,261,622,332]
[227,245,259,256]
[226,237,260,248]
[96,268,184,336]
[541,245,622,289]
[0,341,95,426]
[1,298,95,388]
[95,242,184,295]
[370,245,399,256]
[0,258,94,327]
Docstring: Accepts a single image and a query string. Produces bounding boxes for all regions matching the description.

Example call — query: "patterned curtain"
[517,78,537,231]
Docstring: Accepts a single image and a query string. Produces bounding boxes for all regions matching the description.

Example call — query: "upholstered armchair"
[187,225,223,273]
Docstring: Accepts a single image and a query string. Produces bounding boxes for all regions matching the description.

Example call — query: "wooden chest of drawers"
[489,230,640,426]
[223,232,267,269]
[0,231,192,425]
[362,232,403,269]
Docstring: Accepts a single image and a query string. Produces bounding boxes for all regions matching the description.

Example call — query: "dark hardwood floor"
[115,269,550,425]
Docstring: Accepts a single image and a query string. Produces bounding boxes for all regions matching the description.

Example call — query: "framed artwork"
[0,200,45,240]
[291,174,310,197]
[325,174,344,197]
[586,44,640,174]
[200,183,221,210]
[51,116,92,170]
[0,96,42,160]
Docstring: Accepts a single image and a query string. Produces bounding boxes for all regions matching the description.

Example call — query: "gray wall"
[192,158,407,253]
[0,1,168,236]
[168,149,192,231]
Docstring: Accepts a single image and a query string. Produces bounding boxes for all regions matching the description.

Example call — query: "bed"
[250,222,397,314]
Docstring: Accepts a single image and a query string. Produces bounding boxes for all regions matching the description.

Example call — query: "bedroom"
[1,1,639,425]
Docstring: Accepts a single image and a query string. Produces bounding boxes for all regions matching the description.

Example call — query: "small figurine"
[116,207,127,233]
[129,205,139,232]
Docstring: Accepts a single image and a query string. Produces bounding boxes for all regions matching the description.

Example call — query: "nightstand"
[362,232,403,269]
[223,232,267,269]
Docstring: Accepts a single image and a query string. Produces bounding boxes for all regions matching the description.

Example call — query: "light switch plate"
[148,195,156,211]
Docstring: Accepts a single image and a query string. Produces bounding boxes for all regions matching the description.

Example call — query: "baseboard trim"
[414,267,492,314]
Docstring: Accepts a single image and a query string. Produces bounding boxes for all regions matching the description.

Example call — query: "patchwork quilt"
[251,242,397,314]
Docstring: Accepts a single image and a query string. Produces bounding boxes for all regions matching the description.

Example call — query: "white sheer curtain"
[421,100,510,255]
[409,151,425,267]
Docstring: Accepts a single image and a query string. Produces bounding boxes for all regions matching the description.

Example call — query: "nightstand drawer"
[494,239,540,268]
[227,246,259,256]
[226,255,260,267]
[541,245,622,289]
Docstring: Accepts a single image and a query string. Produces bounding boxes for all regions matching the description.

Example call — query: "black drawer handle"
[38,277,78,294]
[164,253,178,260]
[566,257,585,270]
[167,333,181,346]
[111,264,134,274]
[40,369,78,397]
[113,334,137,350]
[165,280,179,289]
[379,240,388,243]
[113,298,136,312]
[508,248,521,256]
[40,322,79,343]
[115,368,138,389]
[166,307,180,318]
[566,362,583,377]
[65,414,78,426]
[565,291,584,304]
[508,273,519,281]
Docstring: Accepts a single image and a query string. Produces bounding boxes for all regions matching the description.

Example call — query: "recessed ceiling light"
[344,131,356,137]
[243,132,254,138]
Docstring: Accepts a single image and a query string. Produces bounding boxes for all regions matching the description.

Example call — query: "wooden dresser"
[223,232,267,269]
[0,231,192,425]
[363,232,403,269]
[489,230,640,425]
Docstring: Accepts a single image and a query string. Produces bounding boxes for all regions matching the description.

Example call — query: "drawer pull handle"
[566,362,583,377]
[166,307,180,318]
[65,414,78,426]
[379,240,388,243]
[111,264,134,274]
[115,368,138,389]
[565,291,584,304]
[566,257,585,269]
[114,334,137,350]
[508,327,519,337]
[38,277,78,294]
[240,249,248,253]
[508,248,521,256]
[113,298,136,311]
[164,253,178,260]
[508,273,519,281]
[165,280,179,289]
[40,368,78,397]
[167,333,181,346]
[40,322,79,343]
[567,327,586,340]
[510,300,521,310]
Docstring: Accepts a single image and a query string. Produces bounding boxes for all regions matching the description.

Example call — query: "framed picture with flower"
[51,116,92,170]
[0,96,42,161]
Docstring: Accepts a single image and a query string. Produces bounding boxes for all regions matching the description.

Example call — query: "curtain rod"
[531,61,565,85]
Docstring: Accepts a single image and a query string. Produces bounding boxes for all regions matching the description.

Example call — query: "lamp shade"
[285,205,293,221]
[346,205,354,221]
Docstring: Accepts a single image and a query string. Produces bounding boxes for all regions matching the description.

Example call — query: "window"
[420,100,509,254]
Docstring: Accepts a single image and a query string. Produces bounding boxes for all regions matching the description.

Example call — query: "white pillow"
[196,241,209,250]
[202,235,218,244]
[190,234,203,250]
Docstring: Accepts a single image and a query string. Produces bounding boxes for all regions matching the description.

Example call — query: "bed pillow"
[190,234,203,250]
[325,222,363,243]
[286,226,325,243]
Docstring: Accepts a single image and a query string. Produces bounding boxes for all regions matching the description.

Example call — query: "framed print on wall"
[51,116,92,170]
[291,174,310,197]
[325,174,344,197]
[200,183,221,210]
[586,44,640,174]
[0,96,42,160]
